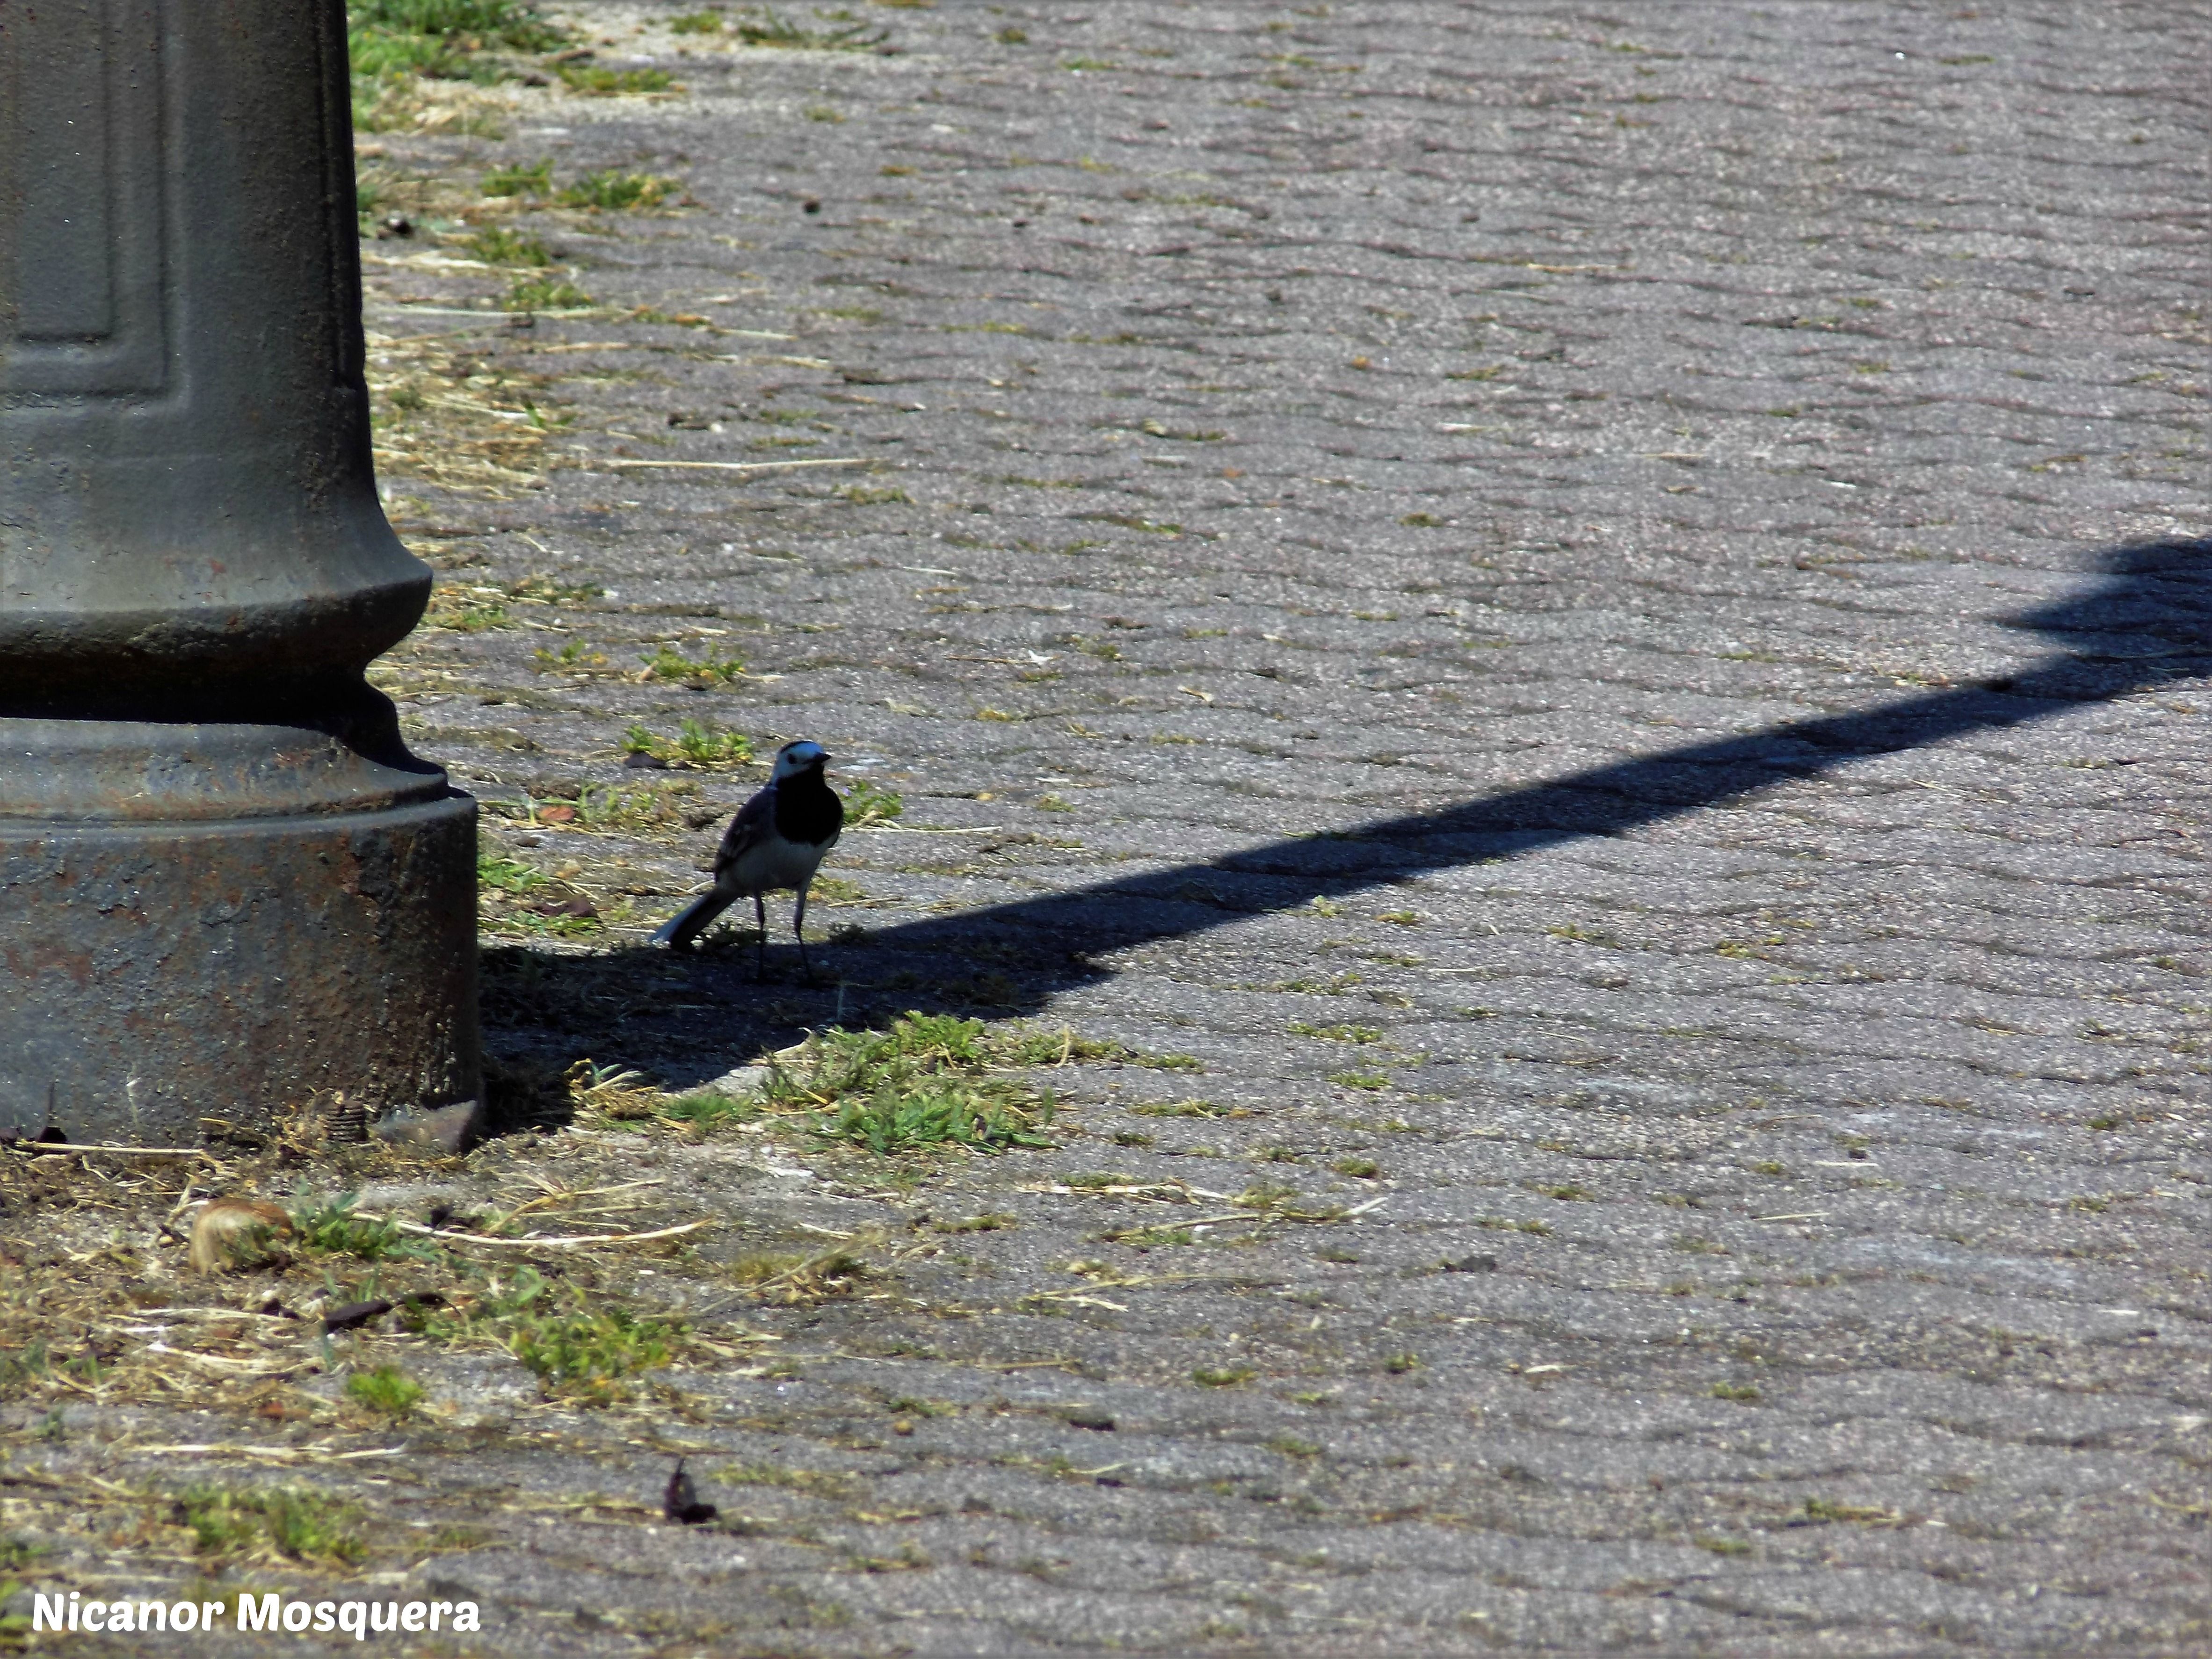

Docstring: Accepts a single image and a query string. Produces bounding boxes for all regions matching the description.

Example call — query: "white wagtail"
[653,739,843,975]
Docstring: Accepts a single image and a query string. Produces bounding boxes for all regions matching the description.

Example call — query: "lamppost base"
[0,792,479,1148]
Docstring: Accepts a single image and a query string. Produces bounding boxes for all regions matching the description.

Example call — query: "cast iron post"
[0,0,479,1144]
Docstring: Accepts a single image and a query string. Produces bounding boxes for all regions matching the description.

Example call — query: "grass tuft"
[760,1012,1062,1156]
[659,1089,757,1130]
[291,1192,421,1262]
[507,275,593,311]
[558,170,682,210]
[348,0,568,123]
[622,717,753,767]
[841,778,904,826]
[815,1084,1051,1156]
[408,1266,681,1404]
[558,65,674,95]
[463,226,551,265]
[346,1365,426,1420]
[482,157,554,197]
[1192,1365,1256,1388]
[639,641,746,685]
[726,6,886,49]
[175,1486,365,1565]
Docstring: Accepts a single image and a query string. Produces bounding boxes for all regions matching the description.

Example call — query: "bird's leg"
[793,884,815,982]
[754,894,769,981]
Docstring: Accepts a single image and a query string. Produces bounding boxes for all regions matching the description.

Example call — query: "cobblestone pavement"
[6,3,2208,1654]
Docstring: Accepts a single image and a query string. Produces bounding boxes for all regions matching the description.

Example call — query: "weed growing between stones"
[1131,1099,1251,1118]
[659,1089,759,1130]
[503,783,695,840]
[556,65,675,96]
[347,0,567,130]
[624,719,755,767]
[638,641,747,686]
[476,851,603,937]
[1192,1365,1256,1388]
[762,1014,1060,1155]
[405,1266,682,1405]
[507,275,594,312]
[423,584,513,631]
[290,1193,422,1264]
[345,1365,426,1420]
[717,7,887,50]
[481,157,554,198]
[531,637,612,672]
[558,171,684,211]
[815,1084,1051,1157]
[462,226,550,265]
[652,1014,1198,1159]
[174,1486,365,1566]
[841,778,905,826]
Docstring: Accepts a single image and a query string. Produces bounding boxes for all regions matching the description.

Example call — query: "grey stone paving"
[7,2,2208,1654]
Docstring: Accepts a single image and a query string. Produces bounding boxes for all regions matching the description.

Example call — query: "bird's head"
[771,740,830,781]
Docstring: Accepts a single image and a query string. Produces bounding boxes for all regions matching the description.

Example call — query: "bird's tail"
[653,888,737,950]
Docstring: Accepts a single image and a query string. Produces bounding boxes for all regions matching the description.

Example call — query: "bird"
[662,1458,718,1525]
[653,739,843,976]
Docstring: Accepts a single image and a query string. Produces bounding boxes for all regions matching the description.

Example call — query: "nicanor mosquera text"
[35,1590,483,1638]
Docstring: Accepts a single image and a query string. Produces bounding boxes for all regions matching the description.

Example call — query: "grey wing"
[711,785,778,883]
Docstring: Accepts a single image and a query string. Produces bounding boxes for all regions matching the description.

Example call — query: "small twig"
[599,456,872,473]
[6,1141,214,1160]
[1019,1289,1130,1312]
[389,1219,714,1249]
[1112,1211,1271,1234]
[2147,1492,2212,1517]
[125,1308,298,1322]
[1023,1180,1232,1203]
[144,1344,303,1376]
[129,1444,408,1463]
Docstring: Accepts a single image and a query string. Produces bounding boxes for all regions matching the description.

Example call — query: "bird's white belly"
[724,835,827,895]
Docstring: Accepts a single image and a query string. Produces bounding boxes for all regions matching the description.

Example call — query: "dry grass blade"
[128,1444,408,1464]
[599,456,874,472]
[1019,1289,1130,1311]
[1022,1180,1231,1203]
[392,1218,714,1250]
[565,1061,662,1121]
[5,1141,214,1159]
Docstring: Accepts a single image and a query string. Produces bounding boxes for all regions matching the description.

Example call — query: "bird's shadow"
[483,536,2207,1116]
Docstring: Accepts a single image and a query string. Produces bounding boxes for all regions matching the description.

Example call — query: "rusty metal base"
[0,793,479,1146]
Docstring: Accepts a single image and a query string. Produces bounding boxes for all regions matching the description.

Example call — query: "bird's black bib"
[774,770,844,847]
